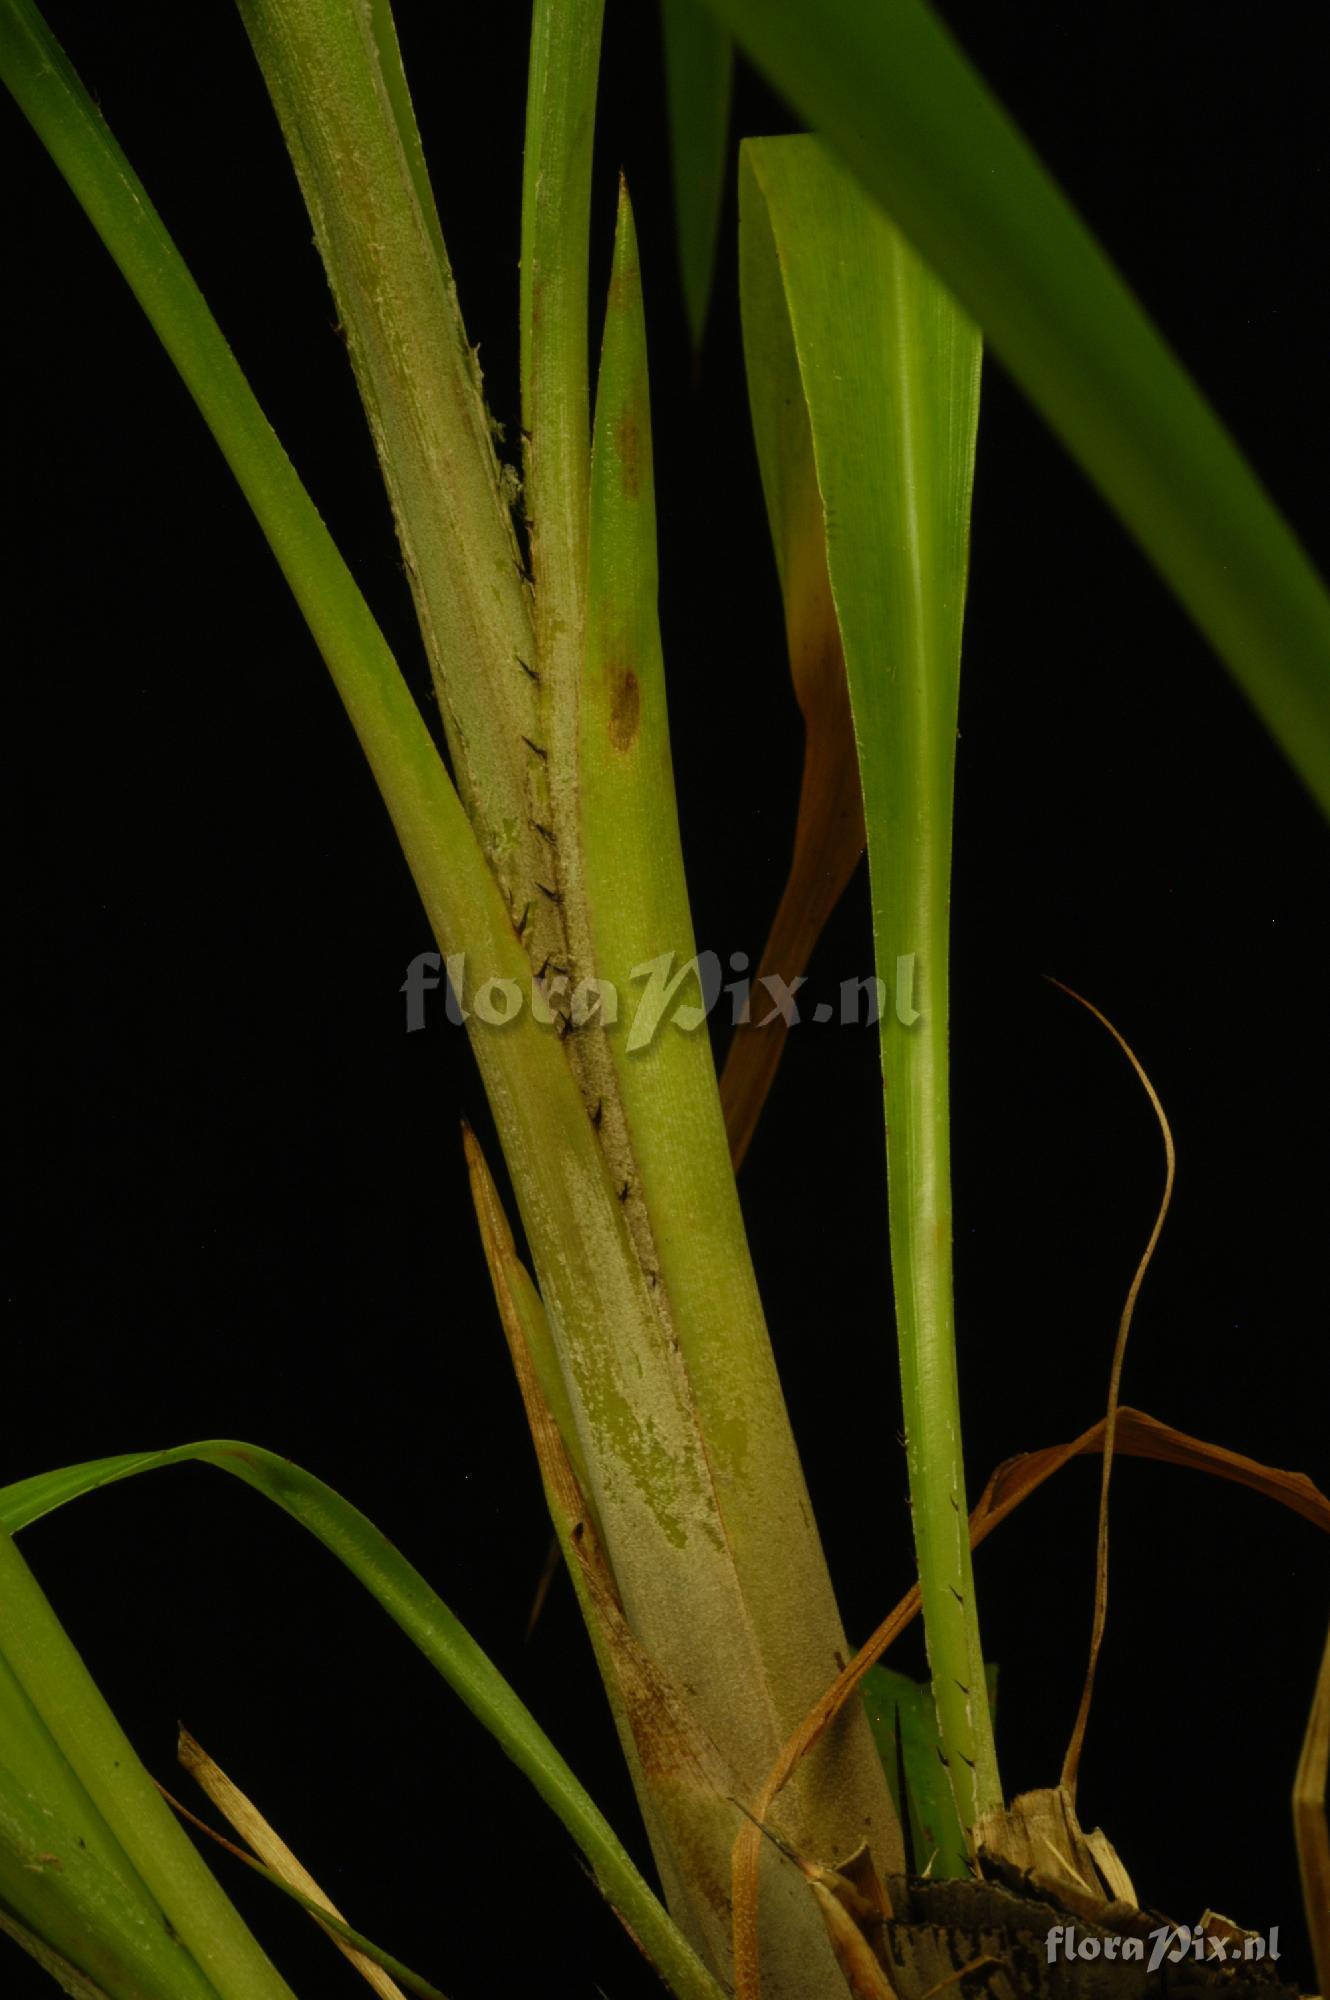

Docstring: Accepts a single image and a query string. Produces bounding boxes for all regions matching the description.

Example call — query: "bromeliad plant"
[3,3,1329,1998]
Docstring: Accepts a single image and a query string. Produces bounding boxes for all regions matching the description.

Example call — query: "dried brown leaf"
[1044,983,1175,1802]
[836,1841,895,1929]
[719,508,864,1172]
[462,1119,593,1537]
[730,1409,1329,2000]
[974,1785,1137,1929]
[977,1408,1330,1539]
[176,1730,406,2000]
[1293,1616,1330,1999]
[806,1874,900,2000]
[1083,1828,1137,1910]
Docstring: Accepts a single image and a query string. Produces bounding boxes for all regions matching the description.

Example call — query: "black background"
[6,3,1329,1995]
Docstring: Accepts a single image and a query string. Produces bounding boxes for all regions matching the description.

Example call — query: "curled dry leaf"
[1292,1616,1330,1998]
[730,1409,1330,2000]
[979,1409,1330,1541]
[1045,984,1176,1806]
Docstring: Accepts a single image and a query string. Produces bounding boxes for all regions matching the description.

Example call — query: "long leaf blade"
[740,135,997,1841]
[660,0,733,354]
[0,1642,226,2000]
[0,0,510,983]
[0,1761,223,2000]
[0,1530,292,2000]
[703,0,1330,815]
[0,1448,727,2000]
[0,1905,115,2000]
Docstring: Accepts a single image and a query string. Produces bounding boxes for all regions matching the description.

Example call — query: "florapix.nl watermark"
[400,948,925,1048]
[1045,1922,1280,1971]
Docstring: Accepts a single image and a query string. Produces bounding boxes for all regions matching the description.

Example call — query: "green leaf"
[0,1449,727,2000]
[258,1883,444,2000]
[0,1530,292,2000]
[861,1663,999,1880]
[704,0,1330,817]
[740,134,997,1845]
[0,1761,223,2000]
[660,0,733,354]
[0,1905,116,2000]
[0,1646,160,1928]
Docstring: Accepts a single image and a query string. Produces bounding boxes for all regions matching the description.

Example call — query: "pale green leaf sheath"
[520,0,697,1354]
[519,0,621,1124]
[577,184,902,1988]
[236,0,563,968]
[741,137,999,1841]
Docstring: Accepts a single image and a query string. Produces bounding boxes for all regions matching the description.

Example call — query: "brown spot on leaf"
[609,668,640,750]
